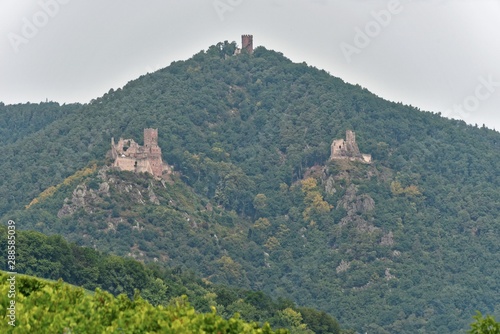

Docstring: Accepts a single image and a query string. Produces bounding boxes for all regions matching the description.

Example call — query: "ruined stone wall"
[148,152,163,178]
[346,130,355,143]
[135,158,154,175]
[330,130,371,163]
[345,130,360,156]
[110,128,168,178]
[331,139,346,157]
[144,128,158,148]
[113,156,136,172]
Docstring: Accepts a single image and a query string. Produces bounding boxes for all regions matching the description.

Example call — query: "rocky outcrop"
[385,268,396,280]
[355,194,375,214]
[58,167,161,218]
[380,231,394,246]
[148,184,160,205]
[336,259,351,273]
[337,184,375,215]
[58,184,102,218]
[336,184,380,235]
[325,175,336,195]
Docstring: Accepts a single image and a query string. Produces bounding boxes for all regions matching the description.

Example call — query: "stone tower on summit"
[233,35,254,56]
[110,128,169,178]
[241,34,253,54]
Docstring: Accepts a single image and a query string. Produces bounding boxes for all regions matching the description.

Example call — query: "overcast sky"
[1,0,499,129]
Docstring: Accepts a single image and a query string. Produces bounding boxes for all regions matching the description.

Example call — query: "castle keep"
[330,130,371,163]
[241,34,253,54]
[110,128,169,178]
[234,35,254,55]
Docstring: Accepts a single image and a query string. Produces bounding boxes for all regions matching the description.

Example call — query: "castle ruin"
[330,130,371,163]
[110,128,169,178]
[241,34,253,54]
[234,35,254,55]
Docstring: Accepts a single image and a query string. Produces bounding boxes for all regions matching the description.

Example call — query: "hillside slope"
[0,227,342,333]
[1,42,500,332]
[0,271,288,333]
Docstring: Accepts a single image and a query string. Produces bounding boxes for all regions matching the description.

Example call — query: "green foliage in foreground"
[469,312,500,334]
[0,272,286,334]
[0,227,342,333]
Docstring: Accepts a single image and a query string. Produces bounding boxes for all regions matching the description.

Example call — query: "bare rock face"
[57,184,103,218]
[355,195,375,214]
[58,186,84,218]
[72,185,87,207]
[325,175,336,195]
[58,166,166,219]
[148,184,160,205]
[337,184,379,234]
[337,184,357,214]
[58,203,74,218]
[98,167,108,179]
[339,215,379,233]
[338,184,375,215]
[336,259,351,273]
[99,181,110,194]
[385,268,396,280]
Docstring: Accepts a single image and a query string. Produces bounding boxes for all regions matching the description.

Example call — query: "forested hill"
[1,41,500,332]
[0,227,341,333]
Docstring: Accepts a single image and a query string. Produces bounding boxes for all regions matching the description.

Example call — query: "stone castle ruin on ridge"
[110,128,170,178]
[330,130,371,163]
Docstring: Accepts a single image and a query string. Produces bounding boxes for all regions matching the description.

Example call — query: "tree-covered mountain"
[1,41,500,333]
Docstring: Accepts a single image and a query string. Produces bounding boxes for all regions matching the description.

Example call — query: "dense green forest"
[0,271,288,333]
[0,228,341,333]
[1,41,500,332]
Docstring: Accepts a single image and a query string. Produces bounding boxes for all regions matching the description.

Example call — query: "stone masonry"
[234,35,254,55]
[241,34,253,54]
[110,128,169,178]
[330,130,372,163]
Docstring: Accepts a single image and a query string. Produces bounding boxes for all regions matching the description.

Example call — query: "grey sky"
[1,0,499,129]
